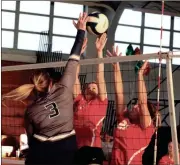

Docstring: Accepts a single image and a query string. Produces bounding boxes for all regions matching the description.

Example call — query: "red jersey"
[74,94,108,148]
[159,154,180,165]
[111,116,154,165]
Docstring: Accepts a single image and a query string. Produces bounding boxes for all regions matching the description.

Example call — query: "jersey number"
[45,102,60,119]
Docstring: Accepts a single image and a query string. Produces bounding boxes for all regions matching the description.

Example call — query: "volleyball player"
[107,46,160,165]
[159,141,180,165]
[73,33,108,164]
[2,12,88,165]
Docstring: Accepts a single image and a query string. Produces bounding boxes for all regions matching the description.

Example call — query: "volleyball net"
[1,52,180,164]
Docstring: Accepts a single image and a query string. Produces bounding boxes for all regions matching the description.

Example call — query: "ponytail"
[2,84,35,101]
[2,70,51,103]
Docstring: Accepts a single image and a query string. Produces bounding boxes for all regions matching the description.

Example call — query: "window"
[19,14,49,32]
[172,49,180,65]
[145,13,171,29]
[114,43,140,56]
[144,29,170,46]
[119,9,142,26]
[174,17,180,31]
[143,46,169,63]
[2,1,16,10]
[52,36,75,54]
[20,1,50,15]
[2,31,14,48]
[2,12,15,29]
[18,33,41,51]
[54,2,83,18]
[115,26,141,43]
[173,32,180,48]
[53,18,77,36]
[143,46,169,54]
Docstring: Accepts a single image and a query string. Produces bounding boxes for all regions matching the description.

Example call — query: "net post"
[166,51,180,165]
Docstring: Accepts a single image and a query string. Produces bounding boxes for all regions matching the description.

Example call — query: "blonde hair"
[2,70,51,102]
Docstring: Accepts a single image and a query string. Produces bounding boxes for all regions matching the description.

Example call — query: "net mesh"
[2,53,180,164]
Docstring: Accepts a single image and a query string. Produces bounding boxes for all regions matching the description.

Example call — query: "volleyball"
[86,11,109,36]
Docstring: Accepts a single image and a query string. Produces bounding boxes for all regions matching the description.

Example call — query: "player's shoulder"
[74,94,84,103]
[159,155,169,164]
[48,83,66,98]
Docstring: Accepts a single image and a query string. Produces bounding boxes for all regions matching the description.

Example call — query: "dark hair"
[147,101,161,126]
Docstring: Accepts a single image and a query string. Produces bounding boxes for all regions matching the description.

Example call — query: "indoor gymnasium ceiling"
[62,1,180,16]
[92,1,180,16]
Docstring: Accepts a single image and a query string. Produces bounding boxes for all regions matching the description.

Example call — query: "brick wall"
[2,61,34,141]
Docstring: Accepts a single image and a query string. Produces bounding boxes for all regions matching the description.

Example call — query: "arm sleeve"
[24,110,33,143]
[59,30,85,90]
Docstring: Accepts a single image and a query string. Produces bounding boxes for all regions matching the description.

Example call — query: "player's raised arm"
[138,61,151,129]
[59,13,88,90]
[73,38,88,98]
[107,46,125,122]
[95,33,107,101]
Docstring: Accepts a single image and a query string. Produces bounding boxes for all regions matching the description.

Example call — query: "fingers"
[142,61,148,69]
[139,61,149,74]
[81,12,88,23]
[73,20,77,28]
[83,13,89,23]
[104,38,108,45]
[116,45,119,55]
[79,12,82,20]
[100,33,107,40]
[119,52,122,56]
[95,37,99,44]
[106,50,113,57]
[112,45,115,55]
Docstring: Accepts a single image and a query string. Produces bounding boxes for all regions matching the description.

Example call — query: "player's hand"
[73,12,89,31]
[80,38,88,55]
[106,45,122,66]
[95,33,107,52]
[138,61,149,75]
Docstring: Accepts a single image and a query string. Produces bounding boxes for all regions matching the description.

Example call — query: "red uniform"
[159,154,180,165]
[111,112,154,165]
[74,94,108,148]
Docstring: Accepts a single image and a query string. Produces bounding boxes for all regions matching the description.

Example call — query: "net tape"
[2,52,180,72]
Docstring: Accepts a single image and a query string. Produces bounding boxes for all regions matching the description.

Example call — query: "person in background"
[73,32,108,165]
[107,46,160,165]
[159,141,180,165]
[2,12,88,165]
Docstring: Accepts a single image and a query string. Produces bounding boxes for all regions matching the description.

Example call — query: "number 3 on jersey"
[45,102,60,119]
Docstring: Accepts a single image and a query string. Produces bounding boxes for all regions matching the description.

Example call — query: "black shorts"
[74,146,105,165]
[25,135,77,165]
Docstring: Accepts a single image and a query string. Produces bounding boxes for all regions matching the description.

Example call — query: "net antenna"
[153,1,180,165]
[153,1,165,165]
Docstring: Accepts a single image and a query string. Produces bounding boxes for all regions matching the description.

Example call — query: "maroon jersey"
[74,94,108,148]
[159,154,180,165]
[111,114,155,165]
[24,30,85,140]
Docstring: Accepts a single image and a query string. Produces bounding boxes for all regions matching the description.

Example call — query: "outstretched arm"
[107,46,125,122]
[73,38,88,98]
[95,33,107,101]
[138,61,151,129]
[59,13,88,91]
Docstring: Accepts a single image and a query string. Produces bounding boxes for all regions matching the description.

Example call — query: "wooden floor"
[2,158,24,165]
